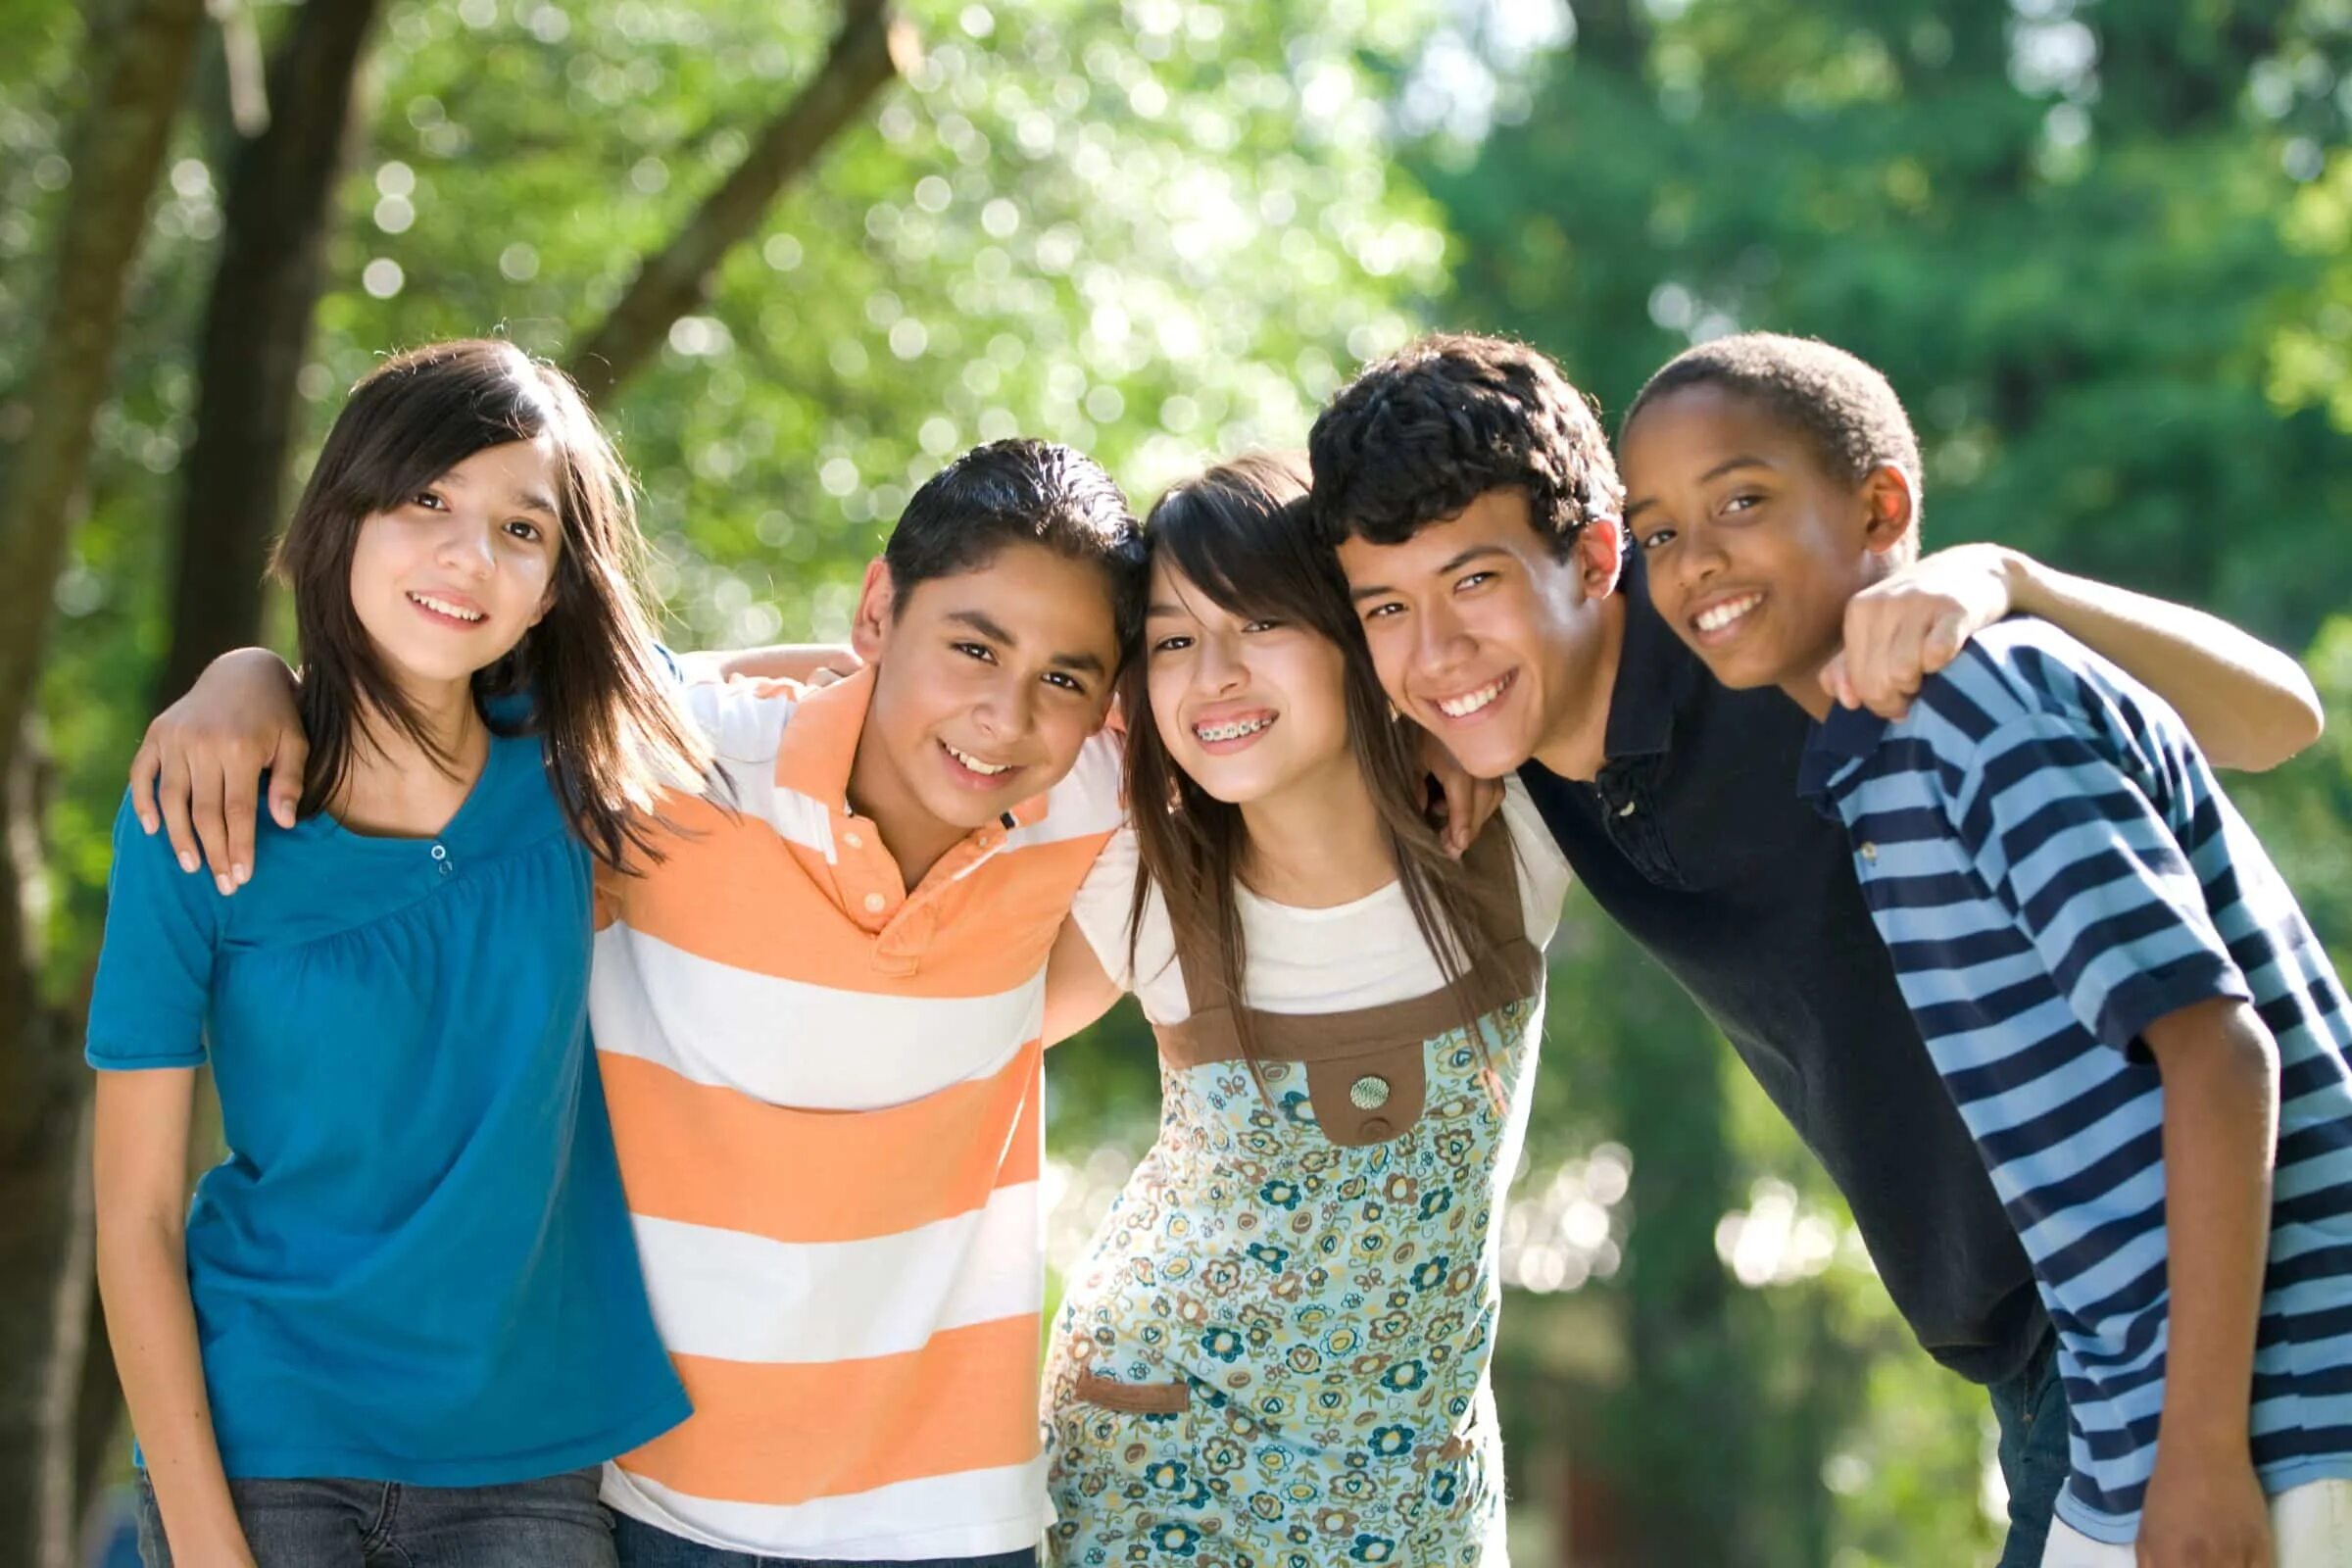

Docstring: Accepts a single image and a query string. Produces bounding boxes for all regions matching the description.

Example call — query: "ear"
[850,558,895,662]
[1574,515,1627,602]
[1859,466,1917,559]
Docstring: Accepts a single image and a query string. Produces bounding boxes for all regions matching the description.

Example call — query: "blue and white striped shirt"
[1799,617,2352,1544]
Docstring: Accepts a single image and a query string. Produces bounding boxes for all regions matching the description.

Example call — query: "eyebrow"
[1624,456,1773,524]
[432,467,561,518]
[1348,543,1514,604]
[947,609,1108,677]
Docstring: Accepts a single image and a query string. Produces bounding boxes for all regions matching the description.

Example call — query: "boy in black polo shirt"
[1306,332,2324,1563]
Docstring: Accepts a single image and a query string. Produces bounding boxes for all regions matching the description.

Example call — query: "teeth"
[945,743,1011,776]
[1695,594,1761,633]
[1195,714,1273,744]
[1437,675,1509,719]
[411,593,484,623]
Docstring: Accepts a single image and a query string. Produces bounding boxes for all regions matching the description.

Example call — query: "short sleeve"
[1938,710,2249,1054]
[678,674,804,766]
[1068,823,1144,992]
[1498,777,1571,950]
[86,793,221,1070]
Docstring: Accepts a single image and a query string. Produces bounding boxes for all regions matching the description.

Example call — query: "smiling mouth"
[941,740,1015,780]
[1193,712,1276,747]
[1432,670,1515,720]
[409,592,485,625]
[1690,593,1763,639]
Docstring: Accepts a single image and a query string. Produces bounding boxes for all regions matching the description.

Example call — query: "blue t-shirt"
[87,730,688,1485]
[1800,618,2352,1544]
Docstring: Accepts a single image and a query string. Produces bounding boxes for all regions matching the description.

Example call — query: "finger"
[156,755,201,874]
[190,759,237,895]
[1921,607,1967,674]
[1860,609,1924,719]
[268,730,309,829]
[220,769,260,888]
[128,735,163,833]
[1818,653,1855,710]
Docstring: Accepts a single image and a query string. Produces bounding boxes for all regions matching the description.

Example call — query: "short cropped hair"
[1307,332,1624,557]
[884,438,1148,652]
[1625,332,1923,515]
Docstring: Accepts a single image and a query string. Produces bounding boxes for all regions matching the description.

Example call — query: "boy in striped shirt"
[1619,331,2352,1566]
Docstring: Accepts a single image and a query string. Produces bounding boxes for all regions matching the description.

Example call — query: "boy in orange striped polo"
[592,439,1142,1566]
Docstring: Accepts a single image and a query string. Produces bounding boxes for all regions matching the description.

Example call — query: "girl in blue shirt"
[88,340,708,1567]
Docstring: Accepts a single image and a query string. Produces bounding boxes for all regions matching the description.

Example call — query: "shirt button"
[1860,842,1879,861]
[430,844,447,859]
[843,831,863,850]
[863,892,887,913]
[1616,799,1639,817]
[1360,1116,1395,1141]
[1349,1074,1392,1109]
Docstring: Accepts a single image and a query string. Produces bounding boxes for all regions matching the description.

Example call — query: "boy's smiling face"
[1621,383,1914,716]
[849,540,1120,858]
[1337,488,1621,780]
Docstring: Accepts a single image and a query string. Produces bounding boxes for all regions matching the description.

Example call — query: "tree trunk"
[0,0,210,754]
[155,0,386,708]
[567,0,914,403]
[0,0,208,1561]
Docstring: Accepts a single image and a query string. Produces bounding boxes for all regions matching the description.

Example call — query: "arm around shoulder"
[2005,550,2324,772]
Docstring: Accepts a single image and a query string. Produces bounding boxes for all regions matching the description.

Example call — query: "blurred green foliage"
[4,0,2348,1561]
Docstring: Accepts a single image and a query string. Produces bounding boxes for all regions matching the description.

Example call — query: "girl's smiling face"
[1145,556,1354,808]
[348,436,564,699]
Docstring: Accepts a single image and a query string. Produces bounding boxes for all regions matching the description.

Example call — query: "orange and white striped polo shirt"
[589,667,1120,1560]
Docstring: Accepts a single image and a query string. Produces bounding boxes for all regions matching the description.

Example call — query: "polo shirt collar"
[769,664,1051,829]
[1796,702,1888,813]
[1599,549,1694,764]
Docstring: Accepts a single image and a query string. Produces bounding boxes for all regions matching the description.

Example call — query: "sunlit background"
[4,0,2349,1563]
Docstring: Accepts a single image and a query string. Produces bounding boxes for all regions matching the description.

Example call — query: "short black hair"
[884,437,1148,652]
[1624,332,1923,516]
[1307,332,1623,557]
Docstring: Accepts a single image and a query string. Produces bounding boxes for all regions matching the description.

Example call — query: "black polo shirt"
[1518,554,2046,1385]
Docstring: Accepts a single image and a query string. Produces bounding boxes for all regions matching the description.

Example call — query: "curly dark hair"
[1623,332,1923,517]
[1307,332,1624,558]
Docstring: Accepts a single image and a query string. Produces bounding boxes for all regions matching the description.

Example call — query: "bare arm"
[2133,996,2279,1568]
[94,1069,255,1567]
[674,643,862,685]
[1826,544,2323,770]
[1042,914,1123,1047]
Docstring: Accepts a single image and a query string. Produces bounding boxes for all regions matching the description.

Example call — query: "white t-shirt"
[1068,778,1570,1025]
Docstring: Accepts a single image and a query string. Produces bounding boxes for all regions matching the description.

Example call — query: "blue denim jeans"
[135,1465,614,1567]
[612,1513,1037,1568]
[1986,1332,2072,1568]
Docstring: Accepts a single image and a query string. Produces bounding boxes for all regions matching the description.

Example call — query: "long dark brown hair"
[272,338,709,868]
[1124,452,1517,1101]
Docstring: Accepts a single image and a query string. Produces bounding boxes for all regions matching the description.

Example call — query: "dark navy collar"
[1598,548,1694,764]
[1796,701,1889,814]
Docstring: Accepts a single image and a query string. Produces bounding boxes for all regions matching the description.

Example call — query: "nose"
[1193,631,1247,697]
[1413,596,1475,680]
[969,674,1037,745]
[435,513,497,578]
[1674,519,1730,592]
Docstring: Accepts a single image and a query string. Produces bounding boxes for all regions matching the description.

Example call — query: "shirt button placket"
[431,843,451,877]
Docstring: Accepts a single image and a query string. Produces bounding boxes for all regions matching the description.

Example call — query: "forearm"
[2147,1000,2279,1458]
[98,1220,251,1563]
[2005,550,2322,771]
[674,643,857,685]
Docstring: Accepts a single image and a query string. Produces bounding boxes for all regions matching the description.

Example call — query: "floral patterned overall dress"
[1043,827,1546,1568]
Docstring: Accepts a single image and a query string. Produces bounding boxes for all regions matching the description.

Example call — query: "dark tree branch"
[0,0,210,763]
[567,0,915,404]
[156,0,385,708]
